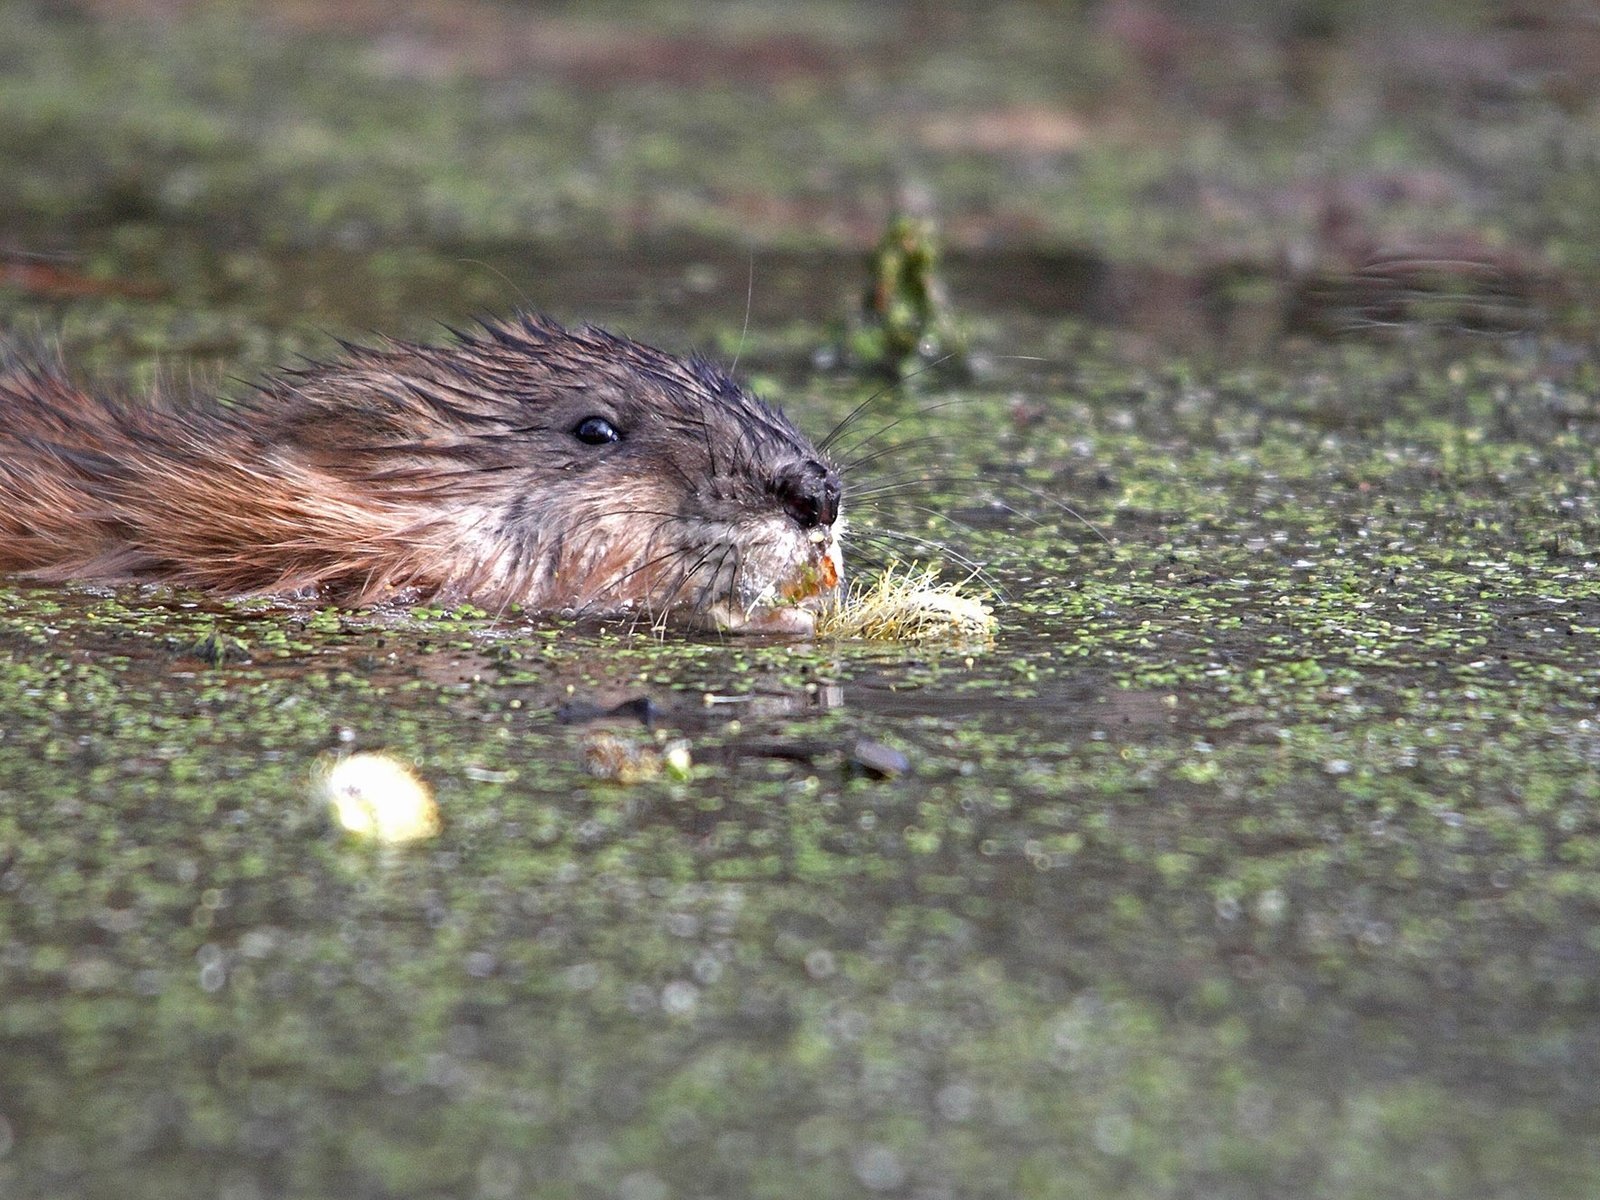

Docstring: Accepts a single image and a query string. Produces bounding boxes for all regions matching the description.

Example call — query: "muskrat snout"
[775,459,842,531]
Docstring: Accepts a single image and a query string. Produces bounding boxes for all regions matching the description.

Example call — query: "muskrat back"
[0,314,844,632]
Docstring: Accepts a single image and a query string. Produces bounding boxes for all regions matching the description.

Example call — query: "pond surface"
[4,242,1598,1200]
[3,3,1600,1198]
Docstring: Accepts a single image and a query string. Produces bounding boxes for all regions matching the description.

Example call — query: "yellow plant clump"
[819,563,996,643]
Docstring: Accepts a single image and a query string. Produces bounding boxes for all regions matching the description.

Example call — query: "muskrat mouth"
[705,529,843,635]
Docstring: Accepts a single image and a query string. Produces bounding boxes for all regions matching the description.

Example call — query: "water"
[3,1,1599,1194]
[2,244,1597,1199]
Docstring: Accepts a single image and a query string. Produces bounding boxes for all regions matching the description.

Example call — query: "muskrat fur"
[0,314,844,632]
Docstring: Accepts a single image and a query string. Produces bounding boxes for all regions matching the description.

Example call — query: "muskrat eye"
[573,416,620,446]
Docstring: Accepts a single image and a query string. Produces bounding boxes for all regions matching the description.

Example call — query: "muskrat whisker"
[723,541,749,626]
[849,471,1113,547]
[876,502,993,538]
[818,386,899,456]
[841,451,1039,493]
[845,474,1023,515]
[817,353,960,454]
[453,259,535,311]
[626,538,731,637]
[581,531,708,620]
[836,434,955,475]
[728,253,755,377]
[654,453,700,497]
[847,529,1004,597]
[653,541,729,629]
[845,478,947,500]
[684,542,741,636]
[847,472,1026,506]
[827,395,976,467]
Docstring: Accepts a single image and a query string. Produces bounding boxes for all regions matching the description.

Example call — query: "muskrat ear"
[572,416,621,445]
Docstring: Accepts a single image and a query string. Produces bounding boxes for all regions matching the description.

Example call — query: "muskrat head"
[288,314,843,632]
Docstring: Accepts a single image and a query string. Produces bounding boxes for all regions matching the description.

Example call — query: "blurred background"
[2,0,1597,366]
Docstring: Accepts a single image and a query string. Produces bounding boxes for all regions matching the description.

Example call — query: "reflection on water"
[319,751,441,844]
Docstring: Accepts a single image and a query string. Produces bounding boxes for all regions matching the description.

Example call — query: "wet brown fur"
[0,315,841,622]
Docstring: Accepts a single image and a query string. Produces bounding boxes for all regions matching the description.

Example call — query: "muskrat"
[0,314,844,632]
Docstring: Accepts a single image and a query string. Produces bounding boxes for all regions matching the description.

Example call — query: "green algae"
[3,322,1599,1199]
[2,1,1600,1197]
[839,215,967,378]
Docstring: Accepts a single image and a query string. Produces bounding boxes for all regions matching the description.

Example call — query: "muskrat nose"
[776,459,841,530]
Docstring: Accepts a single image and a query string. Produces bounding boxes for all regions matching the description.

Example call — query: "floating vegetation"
[317,751,441,844]
[839,214,967,378]
[183,625,252,666]
[581,731,694,784]
[819,561,996,643]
